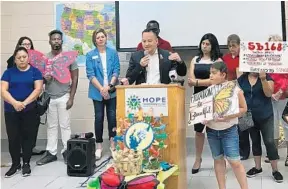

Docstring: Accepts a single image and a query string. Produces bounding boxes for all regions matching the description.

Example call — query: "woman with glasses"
[7,37,34,69]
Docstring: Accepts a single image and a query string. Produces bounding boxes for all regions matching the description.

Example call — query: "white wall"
[118,1,283,48]
[0,1,113,139]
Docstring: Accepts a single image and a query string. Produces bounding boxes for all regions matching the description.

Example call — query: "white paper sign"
[239,41,288,73]
[125,88,168,116]
[188,90,213,126]
[188,81,240,126]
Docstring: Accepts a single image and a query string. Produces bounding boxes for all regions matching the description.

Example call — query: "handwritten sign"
[188,81,240,126]
[188,89,213,126]
[239,41,288,73]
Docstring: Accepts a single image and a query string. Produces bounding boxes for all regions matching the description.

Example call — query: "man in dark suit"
[121,28,187,85]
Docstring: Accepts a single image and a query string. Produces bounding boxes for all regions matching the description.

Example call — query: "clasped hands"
[12,101,26,112]
[100,86,111,100]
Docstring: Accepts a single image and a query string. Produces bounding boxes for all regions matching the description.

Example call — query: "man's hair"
[227,34,240,45]
[146,20,160,29]
[48,30,63,39]
[211,61,228,75]
[142,28,158,38]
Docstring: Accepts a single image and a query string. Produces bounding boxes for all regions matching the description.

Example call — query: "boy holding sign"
[203,62,248,189]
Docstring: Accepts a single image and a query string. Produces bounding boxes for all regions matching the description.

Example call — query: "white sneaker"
[95,149,102,160]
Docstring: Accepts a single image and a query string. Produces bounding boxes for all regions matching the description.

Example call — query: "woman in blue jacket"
[86,28,120,160]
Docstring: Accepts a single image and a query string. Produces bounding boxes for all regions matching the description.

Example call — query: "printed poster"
[125,88,168,117]
[239,41,288,73]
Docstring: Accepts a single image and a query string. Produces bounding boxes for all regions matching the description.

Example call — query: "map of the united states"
[56,3,116,66]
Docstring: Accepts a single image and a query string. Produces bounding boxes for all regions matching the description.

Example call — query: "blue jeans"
[206,125,240,161]
[93,97,116,143]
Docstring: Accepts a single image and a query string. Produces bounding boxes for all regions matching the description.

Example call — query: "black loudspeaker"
[67,138,96,177]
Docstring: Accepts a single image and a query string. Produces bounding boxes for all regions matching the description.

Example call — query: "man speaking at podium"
[121,28,187,85]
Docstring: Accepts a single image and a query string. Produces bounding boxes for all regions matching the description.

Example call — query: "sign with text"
[188,81,240,126]
[188,89,213,126]
[239,41,288,73]
[125,88,168,116]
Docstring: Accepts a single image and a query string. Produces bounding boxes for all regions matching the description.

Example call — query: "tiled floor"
[1,138,288,189]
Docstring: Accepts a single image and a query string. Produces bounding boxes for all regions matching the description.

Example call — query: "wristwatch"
[108,83,114,88]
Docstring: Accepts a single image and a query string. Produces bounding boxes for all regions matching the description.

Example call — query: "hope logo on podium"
[126,94,141,110]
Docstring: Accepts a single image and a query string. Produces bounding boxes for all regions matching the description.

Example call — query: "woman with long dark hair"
[7,37,35,69]
[188,33,222,174]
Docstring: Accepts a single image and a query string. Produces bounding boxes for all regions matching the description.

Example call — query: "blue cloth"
[237,73,273,121]
[86,47,120,101]
[1,66,43,112]
[206,125,240,160]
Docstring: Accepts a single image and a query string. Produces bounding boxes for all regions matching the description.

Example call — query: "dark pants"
[5,108,40,165]
[32,118,40,149]
[238,128,251,158]
[249,115,279,160]
[93,98,116,143]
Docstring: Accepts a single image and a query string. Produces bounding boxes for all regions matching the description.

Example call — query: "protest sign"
[188,81,239,126]
[239,41,288,73]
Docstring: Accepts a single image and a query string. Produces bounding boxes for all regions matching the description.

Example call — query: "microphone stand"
[170,78,185,86]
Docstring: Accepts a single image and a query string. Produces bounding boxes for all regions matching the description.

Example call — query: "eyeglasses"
[21,43,31,46]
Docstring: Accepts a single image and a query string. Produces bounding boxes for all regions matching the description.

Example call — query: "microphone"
[169,69,178,82]
[70,132,94,139]
[144,50,149,56]
[169,66,185,86]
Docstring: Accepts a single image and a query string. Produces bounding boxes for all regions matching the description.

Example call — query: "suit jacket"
[86,47,120,101]
[126,48,187,85]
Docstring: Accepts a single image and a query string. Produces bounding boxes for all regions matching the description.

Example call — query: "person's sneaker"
[22,163,31,177]
[36,151,57,166]
[32,148,46,156]
[5,164,21,178]
[272,171,283,183]
[285,156,288,167]
[246,167,263,178]
[62,150,68,164]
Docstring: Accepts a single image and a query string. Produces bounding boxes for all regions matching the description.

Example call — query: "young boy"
[203,62,248,189]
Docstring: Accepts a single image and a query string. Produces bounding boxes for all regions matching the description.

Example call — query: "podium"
[116,84,187,189]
